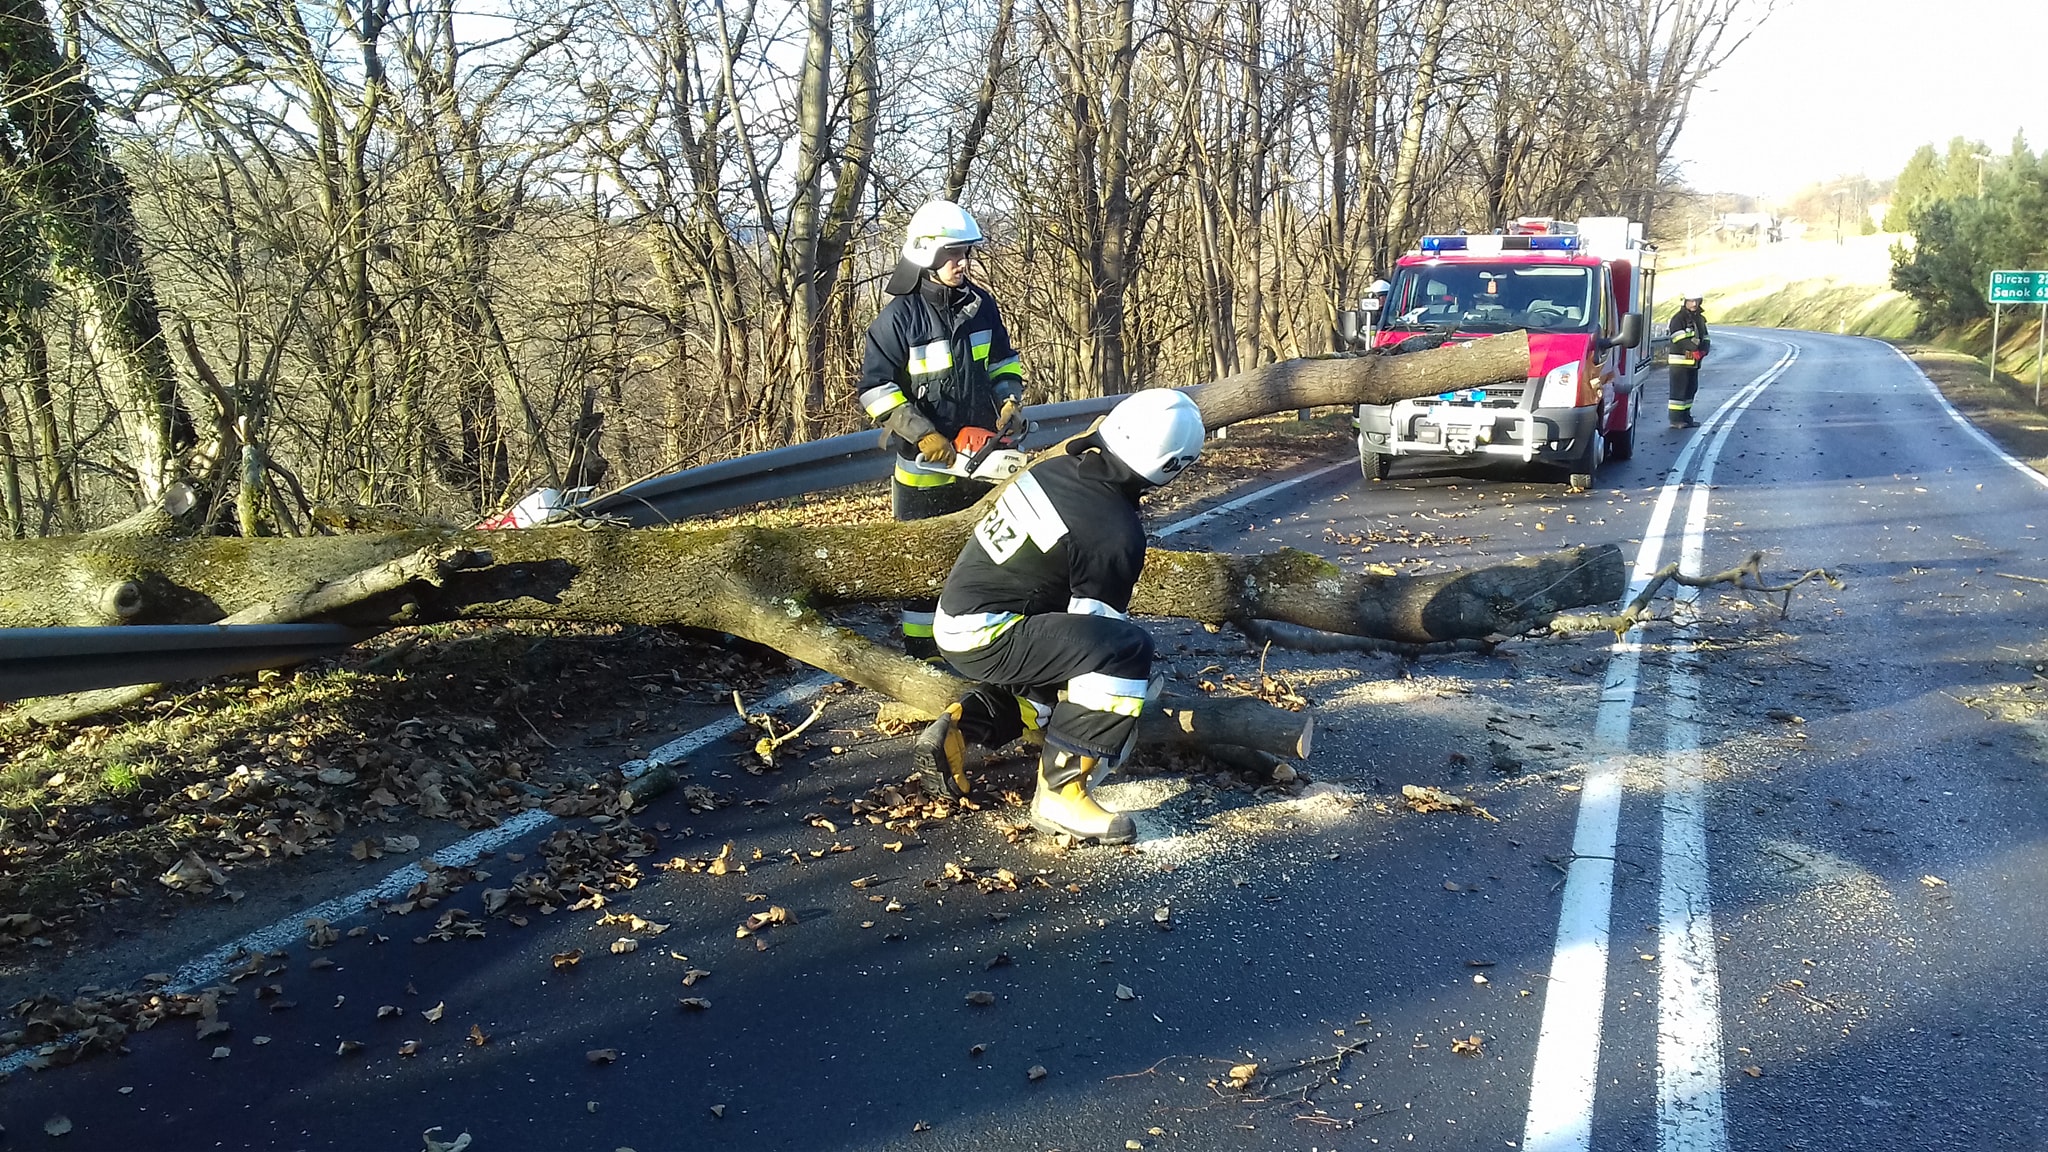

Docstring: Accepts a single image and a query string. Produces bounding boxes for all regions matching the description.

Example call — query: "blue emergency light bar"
[1417,235,1581,253]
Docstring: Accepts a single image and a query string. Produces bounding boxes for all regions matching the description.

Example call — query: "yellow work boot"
[1030,756,1135,845]
[914,702,972,798]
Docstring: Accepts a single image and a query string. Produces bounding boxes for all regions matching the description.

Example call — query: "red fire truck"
[1352,216,1655,489]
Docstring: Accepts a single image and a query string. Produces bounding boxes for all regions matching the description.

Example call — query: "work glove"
[917,431,957,466]
[996,398,1025,438]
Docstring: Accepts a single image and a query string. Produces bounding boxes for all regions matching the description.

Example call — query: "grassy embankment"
[1655,233,2048,472]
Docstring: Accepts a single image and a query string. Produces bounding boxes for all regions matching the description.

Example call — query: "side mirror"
[1337,310,1360,346]
[1615,312,1645,349]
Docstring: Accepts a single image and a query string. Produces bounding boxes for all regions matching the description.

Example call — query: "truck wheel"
[1359,444,1393,482]
[1606,424,1634,462]
[1567,429,1602,490]
[1607,391,1637,462]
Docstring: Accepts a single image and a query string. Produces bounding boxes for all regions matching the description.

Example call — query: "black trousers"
[893,470,991,657]
[1668,363,1699,420]
[941,612,1153,765]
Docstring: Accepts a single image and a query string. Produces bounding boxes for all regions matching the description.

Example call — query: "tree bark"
[0,0,198,508]
[1380,0,1449,265]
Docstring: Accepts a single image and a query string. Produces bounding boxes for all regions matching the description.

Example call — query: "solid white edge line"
[1,458,1349,1076]
[1882,341,2048,491]
[1522,338,1794,1152]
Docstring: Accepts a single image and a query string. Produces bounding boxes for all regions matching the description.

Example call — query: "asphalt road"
[4,330,2044,1152]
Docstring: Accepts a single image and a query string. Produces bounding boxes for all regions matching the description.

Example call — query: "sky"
[1672,0,2047,199]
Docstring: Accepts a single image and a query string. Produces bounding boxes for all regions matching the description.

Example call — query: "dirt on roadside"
[1903,344,2048,474]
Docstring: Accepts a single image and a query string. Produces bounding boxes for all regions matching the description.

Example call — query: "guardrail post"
[1991,303,2000,385]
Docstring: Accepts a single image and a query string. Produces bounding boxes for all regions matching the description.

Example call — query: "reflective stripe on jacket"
[857,282,1024,461]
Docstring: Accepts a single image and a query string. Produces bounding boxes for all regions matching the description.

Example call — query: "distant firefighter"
[1666,294,1711,428]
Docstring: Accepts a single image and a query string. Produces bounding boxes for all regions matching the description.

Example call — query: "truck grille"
[1432,384,1529,410]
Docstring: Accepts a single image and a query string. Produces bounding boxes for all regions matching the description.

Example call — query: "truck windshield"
[1380,263,1597,334]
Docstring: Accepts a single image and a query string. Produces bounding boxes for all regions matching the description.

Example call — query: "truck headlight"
[1538,360,1582,407]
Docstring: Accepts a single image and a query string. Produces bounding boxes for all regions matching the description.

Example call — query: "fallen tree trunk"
[0,332,1621,757]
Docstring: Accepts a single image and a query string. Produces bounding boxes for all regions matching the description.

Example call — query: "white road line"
[1,459,1343,1076]
[1154,459,1352,537]
[1883,341,2048,491]
[1656,423,1733,1151]
[1523,342,1795,1152]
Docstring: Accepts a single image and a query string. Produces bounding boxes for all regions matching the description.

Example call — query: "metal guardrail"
[0,624,379,702]
[578,396,1120,527]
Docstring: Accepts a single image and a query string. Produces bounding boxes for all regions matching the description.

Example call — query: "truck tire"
[1606,390,1637,462]
[1359,443,1393,482]
[1567,429,1602,490]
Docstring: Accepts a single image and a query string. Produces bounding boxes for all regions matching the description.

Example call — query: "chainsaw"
[925,425,1029,481]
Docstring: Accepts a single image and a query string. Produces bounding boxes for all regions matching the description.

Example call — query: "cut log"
[1182,333,1529,429]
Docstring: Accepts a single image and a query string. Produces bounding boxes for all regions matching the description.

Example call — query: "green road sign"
[1989,270,2048,305]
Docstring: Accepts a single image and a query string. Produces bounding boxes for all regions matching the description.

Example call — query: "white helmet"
[901,200,985,267]
[1098,389,1205,485]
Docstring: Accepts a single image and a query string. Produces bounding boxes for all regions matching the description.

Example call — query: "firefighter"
[857,200,1027,658]
[1666,294,1711,428]
[914,389,1207,844]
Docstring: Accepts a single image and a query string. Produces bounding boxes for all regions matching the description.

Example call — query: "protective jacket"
[857,278,1024,474]
[1667,305,1711,366]
[933,447,1148,656]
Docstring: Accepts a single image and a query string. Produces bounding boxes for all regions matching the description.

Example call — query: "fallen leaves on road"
[1451,1034,1485,1056]
[1400,784,1498,821]
[658,841,741,875]
[736,906,794,938]
[351,834,421,861]
[1222,1063,1259,1090]
[1027,1064,1048,1082]
[45,1115,73,1136]
[847,778,978,837]
[468,1024,489,1047]
[587,1047,619,1065]
[422,1128,472,1152]
[597,912,670,935]
[552,949,583,969]
[679,997,711,1011]
[965,990,996,1006]
[940,861,1031,893]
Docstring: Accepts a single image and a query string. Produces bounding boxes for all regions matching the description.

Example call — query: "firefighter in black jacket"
[856,200,1026,658]
[1666,294,1711,428]
[913,389,1207,844]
